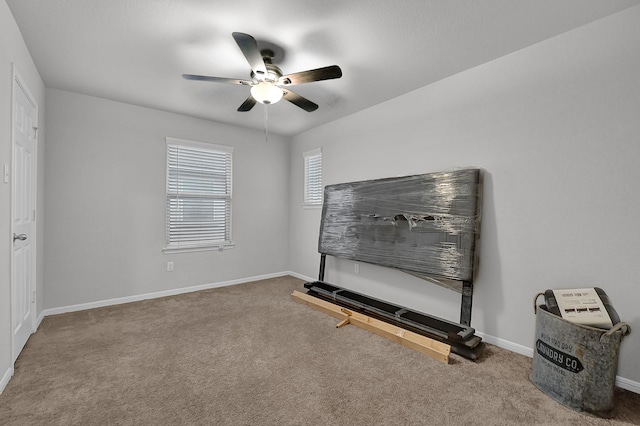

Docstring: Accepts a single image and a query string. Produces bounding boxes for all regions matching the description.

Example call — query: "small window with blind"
[303,148,323,207]
[163,137,234,254]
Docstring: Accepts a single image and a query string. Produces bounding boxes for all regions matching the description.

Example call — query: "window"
[164,137,233,253]
[303,148,323,207]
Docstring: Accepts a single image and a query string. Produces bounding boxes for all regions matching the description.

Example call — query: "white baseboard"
[36,310,45,331]
[476,330,640,394]
[0,366,13,394]
[477,331,534,358]
[40,271,294,317]
[615,376,640,394]
[32,271,640,395]
[286,271,315,282]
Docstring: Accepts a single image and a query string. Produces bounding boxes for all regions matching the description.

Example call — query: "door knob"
[13,233,27,242]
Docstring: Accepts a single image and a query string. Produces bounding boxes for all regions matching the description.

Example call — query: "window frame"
[163,137,234,254]
[303,147,323,208]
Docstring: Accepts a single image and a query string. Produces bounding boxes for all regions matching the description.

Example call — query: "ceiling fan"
[183,32,342,112]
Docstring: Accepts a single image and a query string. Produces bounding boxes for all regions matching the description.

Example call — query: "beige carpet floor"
[1,275,639,425]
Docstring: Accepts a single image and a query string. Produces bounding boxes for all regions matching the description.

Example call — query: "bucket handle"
[601,321,631,342]
[533,292,544,314]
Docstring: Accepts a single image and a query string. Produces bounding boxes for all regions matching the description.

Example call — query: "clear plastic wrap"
[318,169,482,292]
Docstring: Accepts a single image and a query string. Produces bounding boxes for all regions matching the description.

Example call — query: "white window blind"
[165,137,233,252]
[303,148,323,206]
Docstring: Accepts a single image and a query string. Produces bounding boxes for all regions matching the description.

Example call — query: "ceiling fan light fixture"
[251,81,283,104]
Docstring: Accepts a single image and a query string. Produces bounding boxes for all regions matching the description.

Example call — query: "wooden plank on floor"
[291,290,450,364]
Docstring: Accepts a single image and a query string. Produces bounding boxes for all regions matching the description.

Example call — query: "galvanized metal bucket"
[531,302,630,418]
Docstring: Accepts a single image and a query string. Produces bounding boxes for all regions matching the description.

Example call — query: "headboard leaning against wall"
[317,168,483,325]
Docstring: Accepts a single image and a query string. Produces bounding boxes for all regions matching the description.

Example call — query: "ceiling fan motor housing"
[251,50,284,83]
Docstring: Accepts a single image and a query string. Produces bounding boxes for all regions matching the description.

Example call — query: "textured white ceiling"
[7,0,640,136]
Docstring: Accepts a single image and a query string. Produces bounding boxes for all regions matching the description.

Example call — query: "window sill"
[163,242,235,254]
[302,203,322,210]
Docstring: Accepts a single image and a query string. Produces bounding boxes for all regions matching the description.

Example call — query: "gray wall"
[288,6,640,383]
[44,89,290,308]
[0,0,46,388]
[3,0,640,394]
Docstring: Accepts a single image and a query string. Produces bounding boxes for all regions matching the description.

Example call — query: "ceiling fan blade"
[231,32,268,79]
[182,74,251,85]
[237,96,257,112]
[282,89,319,112]
[278,65,342,86]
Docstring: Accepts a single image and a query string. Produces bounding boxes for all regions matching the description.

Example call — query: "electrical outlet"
[167,261,174,272]
[354,263,359,274]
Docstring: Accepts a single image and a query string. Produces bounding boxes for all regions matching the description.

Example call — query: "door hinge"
[32,126,39,140]
[32,290,36,304]
[33,209,36,221]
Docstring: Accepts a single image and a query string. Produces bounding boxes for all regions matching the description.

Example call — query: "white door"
[11,66,38,362]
